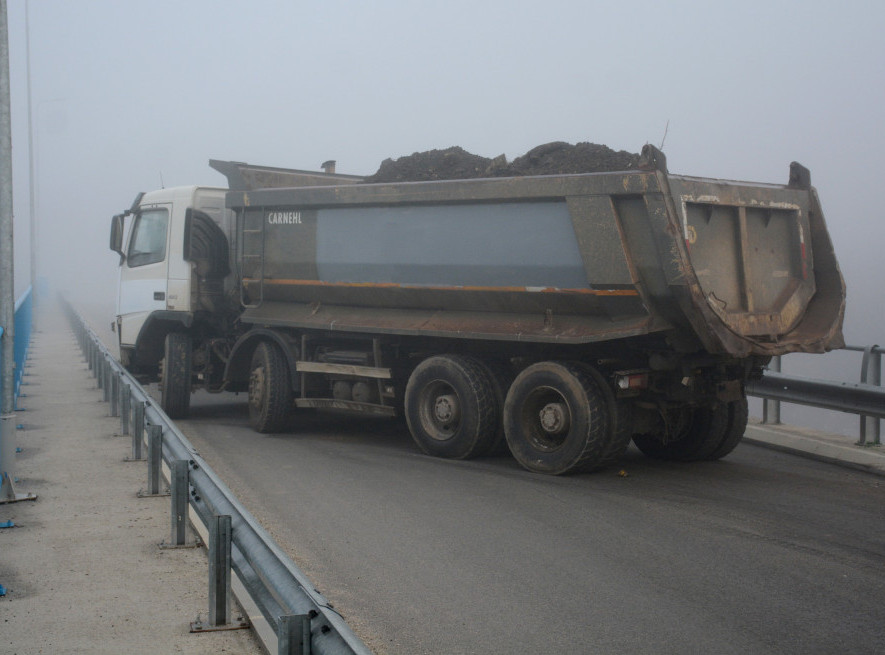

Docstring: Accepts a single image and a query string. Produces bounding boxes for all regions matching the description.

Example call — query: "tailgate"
[668,170,844,355]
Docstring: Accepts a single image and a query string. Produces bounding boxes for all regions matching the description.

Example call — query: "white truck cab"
[108,160,362,418]
[110,186,233,379]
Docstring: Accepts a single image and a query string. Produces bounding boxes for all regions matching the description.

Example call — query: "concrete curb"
[743,422,885,477]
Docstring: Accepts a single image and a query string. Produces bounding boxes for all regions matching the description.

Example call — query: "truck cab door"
[117,204,172,349]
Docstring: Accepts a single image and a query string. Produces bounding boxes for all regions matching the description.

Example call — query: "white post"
[0,0,18,500]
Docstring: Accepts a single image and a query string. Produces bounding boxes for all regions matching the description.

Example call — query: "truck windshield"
[127,208,169,267]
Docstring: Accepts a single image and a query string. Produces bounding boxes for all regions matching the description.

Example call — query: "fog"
[4,1,884,435]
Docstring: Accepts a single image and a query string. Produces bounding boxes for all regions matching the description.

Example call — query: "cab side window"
[127,209,169,267]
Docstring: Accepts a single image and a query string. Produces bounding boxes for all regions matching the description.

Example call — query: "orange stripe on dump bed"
[244,278,640,297]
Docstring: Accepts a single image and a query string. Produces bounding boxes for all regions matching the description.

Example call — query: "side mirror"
[109,193,145,264]
[110,213,126,261]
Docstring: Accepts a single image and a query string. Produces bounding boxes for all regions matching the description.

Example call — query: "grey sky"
[6,0,885,348]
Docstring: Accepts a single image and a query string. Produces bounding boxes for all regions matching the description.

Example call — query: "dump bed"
[225,146,844,357]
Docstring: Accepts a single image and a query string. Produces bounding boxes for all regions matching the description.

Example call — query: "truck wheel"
[705,397,749,460]
[404,355,498,459]
[160,332,191,419]
[575,363,633,468]
[248,341,292,433]
[632,402,729,461]
[473,359,513,456]
[503,361,612,475]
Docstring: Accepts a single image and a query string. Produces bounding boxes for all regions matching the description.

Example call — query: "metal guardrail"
[63,300,371,655]
[747,345,884,446]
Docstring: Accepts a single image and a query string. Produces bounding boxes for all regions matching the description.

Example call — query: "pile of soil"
[364,141,641,183]
[507,142,641,176]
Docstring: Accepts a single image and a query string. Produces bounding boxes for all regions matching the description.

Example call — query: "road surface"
[173,391,885,655]
[77,301,884,653]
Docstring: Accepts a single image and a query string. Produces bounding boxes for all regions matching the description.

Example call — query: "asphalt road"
[171,390,885,655]
[77,300,884,653]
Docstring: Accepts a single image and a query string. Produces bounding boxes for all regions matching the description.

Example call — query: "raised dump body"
[112,145,845,475]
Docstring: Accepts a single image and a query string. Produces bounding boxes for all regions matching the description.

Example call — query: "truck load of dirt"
[506,142,641,176]
[365,146,494,183]
[363,141,641,183]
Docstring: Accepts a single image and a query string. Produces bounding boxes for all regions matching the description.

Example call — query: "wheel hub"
[434,394,460,424]
[539,402,569,434]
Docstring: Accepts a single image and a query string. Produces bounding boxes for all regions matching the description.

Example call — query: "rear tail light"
[616,372,649,390]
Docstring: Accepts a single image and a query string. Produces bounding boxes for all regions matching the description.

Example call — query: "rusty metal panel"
[667,175,844,355]
[245,279,647,320]
[241,301,664,345]
[209,159,363,191]
[228,170,660,210]
[231,164,844,357]
[686,203,744,310]
[294,398,397,416]
[263,209,320,280]
[566,195,634,288]
[682,197,814,329]
[608,194,689,331]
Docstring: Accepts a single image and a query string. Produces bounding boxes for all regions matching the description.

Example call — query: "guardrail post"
[859,346,881,446]
[87,340,93,371]
[127,401,145,461]
[96,353,104,389]
[102,360,110,403]
[278,614,312,655]
[762,355,782,425]
[171,460,189,545]
[209,514,232,626]
[109,370,119,417]
[138,424,167,497]
[147,424,162,494]
[160,459,198,548]
[120,383,131,436]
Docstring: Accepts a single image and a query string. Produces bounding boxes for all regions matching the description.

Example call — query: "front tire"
[404,355,498,459]
[160,332,191,419]
[248,342,292,433]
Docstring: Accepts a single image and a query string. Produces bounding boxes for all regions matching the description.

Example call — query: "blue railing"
[0,286,33,408]
[13,287,33,403]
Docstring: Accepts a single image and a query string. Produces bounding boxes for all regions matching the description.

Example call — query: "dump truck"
[109,145,845,474]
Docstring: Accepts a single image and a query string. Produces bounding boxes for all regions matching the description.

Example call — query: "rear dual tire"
[406,357,631,475]
[503,361,630,475]
[405,355,499,459]
[632,397,748,461]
